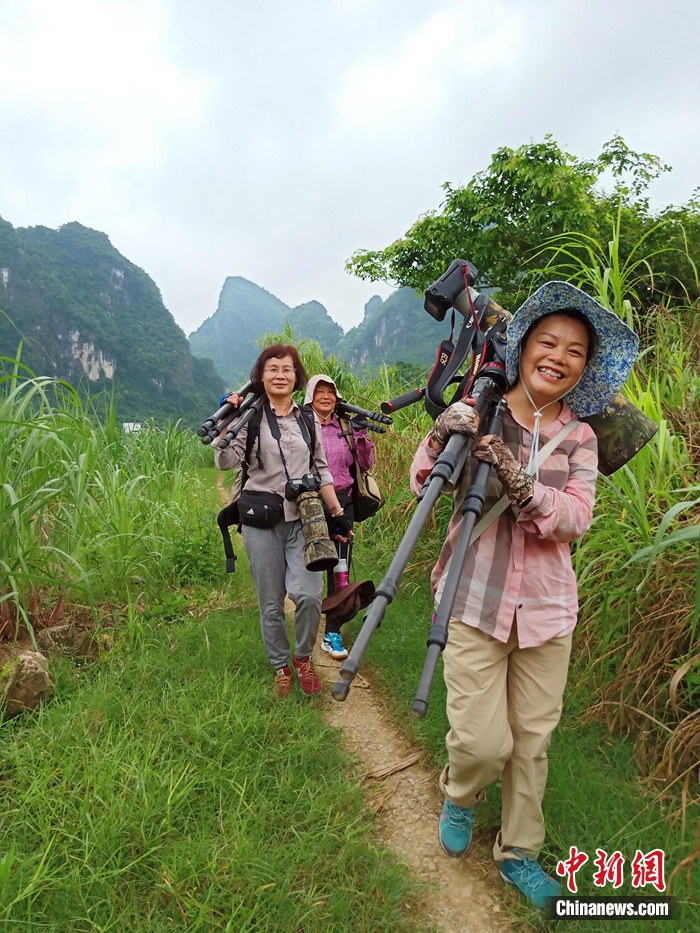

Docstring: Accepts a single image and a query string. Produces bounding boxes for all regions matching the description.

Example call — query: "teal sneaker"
[499,849,562,910]
[438,799,474,857]
[322,632,348,660]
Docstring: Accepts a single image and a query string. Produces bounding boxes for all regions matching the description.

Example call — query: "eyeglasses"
[263,366,295,376]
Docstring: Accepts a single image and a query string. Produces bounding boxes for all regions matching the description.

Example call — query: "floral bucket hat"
[505,281,639,418]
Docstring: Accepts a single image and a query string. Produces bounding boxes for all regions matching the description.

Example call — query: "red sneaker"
[274,666,293,698]
[292,656,322,695]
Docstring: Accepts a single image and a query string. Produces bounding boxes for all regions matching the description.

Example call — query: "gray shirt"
[215,400,333,522]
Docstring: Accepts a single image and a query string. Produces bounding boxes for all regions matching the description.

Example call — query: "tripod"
[411,394,506,716]
[332,328,509,717]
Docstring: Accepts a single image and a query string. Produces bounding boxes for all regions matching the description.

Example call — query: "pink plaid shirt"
[410,403,598,648]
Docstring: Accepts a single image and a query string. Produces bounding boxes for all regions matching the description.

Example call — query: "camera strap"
[424,292,496,419]
[264,400,318,483]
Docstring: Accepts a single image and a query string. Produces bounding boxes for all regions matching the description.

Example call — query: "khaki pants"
[439,619,572,860]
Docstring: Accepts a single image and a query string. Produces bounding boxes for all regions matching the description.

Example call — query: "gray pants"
[242,520,323,669]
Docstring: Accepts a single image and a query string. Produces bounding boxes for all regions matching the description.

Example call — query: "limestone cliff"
[0,216,223,423]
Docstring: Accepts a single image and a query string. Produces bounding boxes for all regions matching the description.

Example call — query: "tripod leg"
[331,377,503,702]
[330,427,477,700]
[411,398,507,718]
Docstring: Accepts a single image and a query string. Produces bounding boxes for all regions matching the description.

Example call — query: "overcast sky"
[1,0,698,335]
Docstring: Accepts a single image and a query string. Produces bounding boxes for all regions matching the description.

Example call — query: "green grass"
[0,363,222,631]
[3,293,698,933]
[0,584,434,932]
[346,565,700,931]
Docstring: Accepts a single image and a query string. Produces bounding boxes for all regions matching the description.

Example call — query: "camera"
[424,258,478,321]
[285,472,322,501]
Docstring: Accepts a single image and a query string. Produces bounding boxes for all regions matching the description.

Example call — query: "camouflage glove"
[431,401,480,447]
[473,435,534,504]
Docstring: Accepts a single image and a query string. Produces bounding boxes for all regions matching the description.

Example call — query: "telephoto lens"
[297,491,338,572]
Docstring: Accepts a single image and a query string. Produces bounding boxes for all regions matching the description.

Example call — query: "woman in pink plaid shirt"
[410,282,639,910]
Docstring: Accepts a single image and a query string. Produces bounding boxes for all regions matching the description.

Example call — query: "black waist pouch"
[238,490,284,528]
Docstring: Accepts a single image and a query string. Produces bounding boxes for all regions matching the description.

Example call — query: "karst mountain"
[0,214,444,422]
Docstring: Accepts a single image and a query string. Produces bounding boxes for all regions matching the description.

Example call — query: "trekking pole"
[331,374,501,702]
[411,397,507,718]
[217,393,266,448]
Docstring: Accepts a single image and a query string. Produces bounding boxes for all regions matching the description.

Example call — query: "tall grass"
[0,355,218,638]
[0,565,429,931]
[530,224,700,779]
[530,200,696,327]
[273,222,700,781]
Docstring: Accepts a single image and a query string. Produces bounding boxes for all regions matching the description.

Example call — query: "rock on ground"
[1,650,54,717]
[35,624,75,654]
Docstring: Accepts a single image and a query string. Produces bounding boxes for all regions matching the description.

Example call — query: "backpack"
[336,416,385,523]
[217,402,317,573]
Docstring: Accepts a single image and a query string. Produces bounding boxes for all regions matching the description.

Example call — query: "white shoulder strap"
[468,418,580,546]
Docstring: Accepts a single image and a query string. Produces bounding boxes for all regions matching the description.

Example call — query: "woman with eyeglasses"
[215,345,351,698]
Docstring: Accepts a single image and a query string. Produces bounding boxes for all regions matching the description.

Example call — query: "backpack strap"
[339,417,363,483]
[217,402,264,575]
[338,416,354,453]
[299,404,318,452]
[242,404,265,491]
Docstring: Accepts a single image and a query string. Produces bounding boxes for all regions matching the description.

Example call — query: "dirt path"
[301,599,511,933]
[216,476,510,932]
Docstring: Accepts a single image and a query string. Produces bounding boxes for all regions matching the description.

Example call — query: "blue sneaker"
[322,632,348,660]
[499,849,562,910]
[438,799,474,857]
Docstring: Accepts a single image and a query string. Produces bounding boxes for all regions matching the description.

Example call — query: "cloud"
[0,0,698,338]
[0,0,212,217]
[335,3,522,140]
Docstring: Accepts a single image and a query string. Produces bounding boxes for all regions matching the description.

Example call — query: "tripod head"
[424,259,478,322]
[381,259,512,423]
[334,400,393,435]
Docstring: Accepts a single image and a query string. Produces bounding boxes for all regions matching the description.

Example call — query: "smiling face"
[261,354,296,404]
[312,381,337,418]
[519,314,590,408]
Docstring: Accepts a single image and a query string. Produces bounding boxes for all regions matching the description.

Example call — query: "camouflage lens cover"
[580,394,658,476]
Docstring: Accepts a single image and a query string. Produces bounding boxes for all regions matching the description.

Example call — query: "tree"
[345,135,697,309]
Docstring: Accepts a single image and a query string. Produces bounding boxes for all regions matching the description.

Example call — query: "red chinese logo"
[631,849,666,892]
[592,848,625,889]
[556,846,589,893]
